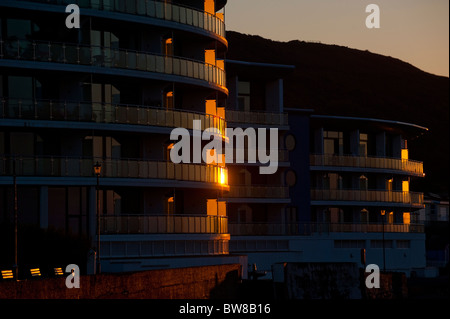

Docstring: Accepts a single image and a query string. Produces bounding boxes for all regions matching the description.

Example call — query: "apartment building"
[0,0,247,275]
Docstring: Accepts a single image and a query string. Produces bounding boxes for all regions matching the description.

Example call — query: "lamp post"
[93,161,102,274]
[381,210,386,272]
[13,157,18,280]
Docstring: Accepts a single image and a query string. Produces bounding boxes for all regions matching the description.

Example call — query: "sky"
[224,0,449,77]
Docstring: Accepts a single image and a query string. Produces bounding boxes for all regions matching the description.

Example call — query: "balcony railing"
[14,0,226,39]
[224,186,289,198]
[101,214,228,234]
[228,149,289,164]
[0,156,228,185]
[310,154,424,176]
[228,222,424,236]
[0,98,226,136]
[226,110,289,127]
[0,39,226,89]
[311,189,424,206]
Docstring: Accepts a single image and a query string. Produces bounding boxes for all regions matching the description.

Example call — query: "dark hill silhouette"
[226,31,449,195]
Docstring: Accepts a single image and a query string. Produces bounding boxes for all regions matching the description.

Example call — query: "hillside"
[226,31,449,195]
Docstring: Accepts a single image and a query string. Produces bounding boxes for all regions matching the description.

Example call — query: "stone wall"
[285,262,362,299]
[0,264,242,299]
[284,262,408,299]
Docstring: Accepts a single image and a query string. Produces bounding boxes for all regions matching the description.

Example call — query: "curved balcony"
[0,156,228,186]
[0,98,226,136]
[310,154,424,177]
[9,0,226,44]
[226,149,290,165]
[0,40,227,93]
[100,214,228,235]
[310,189,424,208]
[229,222,424,236]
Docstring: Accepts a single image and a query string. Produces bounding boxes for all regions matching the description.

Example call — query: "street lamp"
[13,157,18,280]
[381,210,386,272]
[93,161,102,274]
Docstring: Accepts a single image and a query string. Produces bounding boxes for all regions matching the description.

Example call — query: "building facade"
[0,0,248,275]
[0,0,430,279]
[222,59,427,277]
[306,115,427,275]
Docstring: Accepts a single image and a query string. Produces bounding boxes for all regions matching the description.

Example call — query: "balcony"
[226,149,290,165]
[0,156,228,186]
[228,222,424,236]
[310,189,424,207]
[226,110,289,127]
[224,185,289,199]
[101,214,228,235]
[0,40,226,91]
[11,0,226,41]
[0,98,226,136]
[310,154,424,176]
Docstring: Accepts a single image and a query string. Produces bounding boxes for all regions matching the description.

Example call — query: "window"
[386,178,393,192]
[371,240,393,249]
[388,211,394,224]
[359,133,368,157]
[361,209,369,223]
[82,82,120,105]
[334,240,366,249]
[8,76,32,99]
[164,91,174,109]
[359,175,368,190]
[163,38,173,56]
[237,81,250,111]
[397,240,410,249]
[323,131,343,155]
[6,19,39,40]
[167,197,174,215]
[403,212,411,225]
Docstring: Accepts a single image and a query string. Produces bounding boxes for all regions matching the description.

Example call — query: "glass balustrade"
[310,154,424,176]
[0,98,226,137]
[101,214,228,235]
[0,40,226,89]
[228,222,424,236]
[13,0,226,39]
[0,156,228,185]
[310,189,424,206]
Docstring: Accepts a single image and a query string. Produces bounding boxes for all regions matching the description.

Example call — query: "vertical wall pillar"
[376,132,386,157]
[88,186,96,240]
[39,186,48,229]
[349,129,360,156]
[265,79,284,113]
[227,75,239,111]
[314,128,324,154]
[392,135,402,158]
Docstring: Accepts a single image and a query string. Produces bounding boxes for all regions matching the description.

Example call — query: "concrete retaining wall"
[0,264,242,299]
